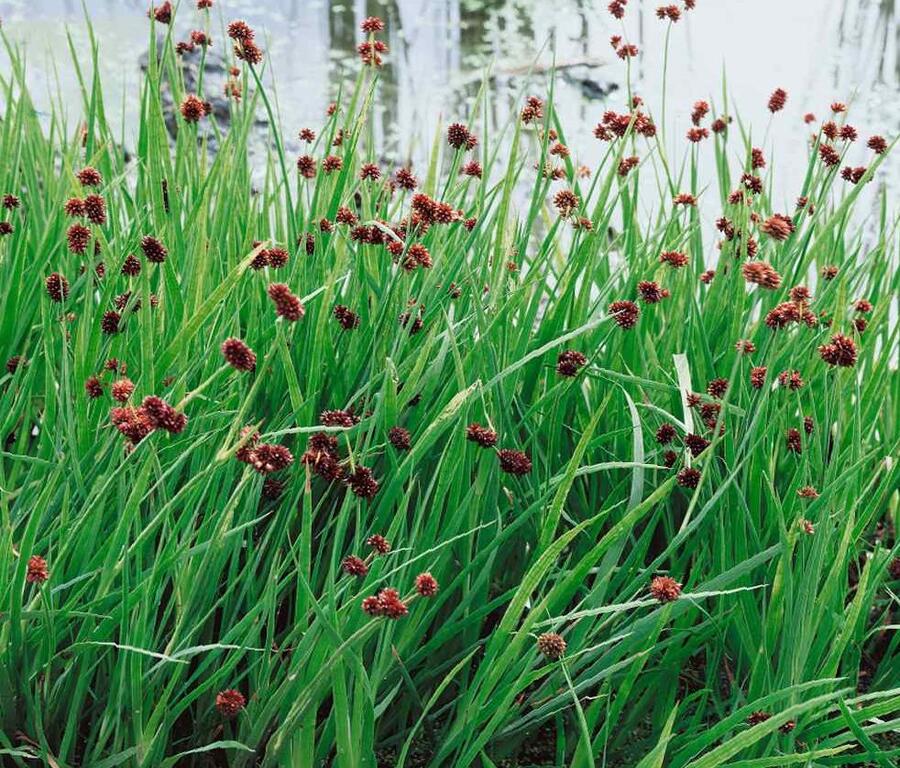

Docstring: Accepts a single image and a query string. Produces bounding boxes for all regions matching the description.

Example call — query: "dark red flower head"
[321,408,360,428]
[867,135,887,154]
[215,689,246,718]
[750,366,767,389]
[341,555,369,577]
[638,280,668,304]
[46,272,70,302]
[742,261,781,289]
[746,710,771,726]
[660,250,688,268]
[608,300,640,329]
[676,467,700,488]
[3,193,21,210]
[649,575,681,602]
[141,395,187,434]
[656,423,676,444]
[221,338,257,372]
[333,305,360,330]
[388,426,411,451]
[140,235,168,263]
[466,423,498,447]
[498,449,532,476]
[415,572,438,597]
[818,333,857,367]
[180,94,210,123]
[267,283,305,321]
[556,350,588,377]
[360,16,385,33]
[67,223,91,254]
[537,632,566,659]
[77,167,103,186]
[347,466,379,499]
[111,378,135,403]
[767,88,787,113]
[26,555,49,584]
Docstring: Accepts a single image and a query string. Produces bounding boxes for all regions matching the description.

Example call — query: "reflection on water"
[0,0,897,197]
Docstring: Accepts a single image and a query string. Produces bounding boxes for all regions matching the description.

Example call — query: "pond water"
[1,0,897,203]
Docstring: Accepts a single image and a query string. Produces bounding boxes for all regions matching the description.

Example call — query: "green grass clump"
[0,7,898,768]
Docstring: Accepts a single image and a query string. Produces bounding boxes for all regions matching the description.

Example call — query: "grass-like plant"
[0,3,897,766]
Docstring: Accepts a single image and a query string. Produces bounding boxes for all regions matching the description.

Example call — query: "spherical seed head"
[537,632,566,660]
[320,409,359,428]
[251,443,293,474]
[101,310,121,335]
[747,710,771,726]
[798,486,819,500]
[85,376,104,399]
[121,253,142,277]
[676,467,701,489]
[818,144,840,167]
[750,366,768,389]
[267,283,305,321]
[761,214,794,241]
[234,38,264,65]
[333,305,361,330]
[221,338,257,372]
[686,127,709,142]
[466,423,498,448]
[64,197,85,217]
[700,270,716,284]
[360,16,385,33]
[2,193,20,210]
[663,450,678,468]
[660,250,688,268]
[498,449,532,476]
[341,555,369,577]
[553,189,580,218]
[735,339,756,354]
[447,123,471,150]
[608,2,626,20]
[180,94,209,123]
[111,378,135,403]
[362,595,383,616]
[347,466,379,499]
[650,575,681,602]
[6,355,25,375]
[197,0,213,9]
[227,20,254,41]
[76,167,102,186]
[378,588,408,619]
[26,555,49,584]
[706,378,728,399]
[742,261,782,290]
[215,689,246,718]
[767,88,787,113]
[608,300,640,329]
[785,428,803,454]
[140,235,168,264]
[366,535,391,555]
[359,162,381,181]
[819,333,857,367]
[655,423,676,445]
[556,350,587,377]
[395,167,418,191]
[415,572,438,597]
[388,426,411,451]
[110,405,154,444]
[82,194,107,226]
[46,272,70,302]
[867,135,887,154]
[637,281,666,305]
[322,155,343,174]
[67,222,91,254]
[296,154,317,178]
[685,433,711,457]
[142,395,187,434]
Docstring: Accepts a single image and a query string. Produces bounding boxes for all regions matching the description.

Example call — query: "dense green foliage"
[0,6,897,767]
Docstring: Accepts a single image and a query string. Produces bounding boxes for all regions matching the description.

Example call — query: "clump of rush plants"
[0,2,898,766]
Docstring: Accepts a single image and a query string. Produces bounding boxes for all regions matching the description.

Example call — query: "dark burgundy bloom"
[267,283,305,321]
[735,339,756,354]
[85,376,104,399]
[819,333,857,367]
[333,305,360,330]
[360,16,385,33]
[235,38,264,65]
[215,689,246,718]
[180,94,210,123]
[840,166,867,185]
[761,214,794,241]
[26,555,49,584]
[64,197,85,217]
[149,2,172,24]
[121,254,142,276]
[656,423,676,444]
[227,20,255,42]
[415,572,438,597]
[395,167,418,191]
[498,449,532,476]
[556,350,588,377]
[321,409,360,428]
[608,1,626,19]
[706,378,728,399]
[297,155,316,178]
[751,147,766,169]
[778,370,804,390]
[76,167,102,186]
[101,310,121,335]
[798,485,819,499]
[249,443,293,474]
[687,127,709,143]
[638,280,668,304]
[818,144,840,167]
[767,88,787,113]
[676,467,700,488]
[322,155,343,174]
[684,433,710,457]
[46,272,70,302]
[839,124,857,142]
[222,338,256,371]
[649,575,681,602]
[660,250,688,268]
[867,135,887,154]
[608,300,640,329]
[742,261,781,289]
[347,466,379,499]
[6,355,25,375]
[341,555,369,577]
[140,235,168,263]
[466,423,498,447]
[663,450,678,468]
[110,405,154,444]
[142,395,187,434]
[2,193,20,210]
[388,426,411,451]
[447,123,471,150]
[553,189,579,218]
[747,710,771,726]
[700,270,715,284]
[750,366,768,389]
[67,222,91,254]
[537,632,566,660]
[111,378,135,403]
[359,162,381,181]
[366,534,391,554]
[656,5,681,22]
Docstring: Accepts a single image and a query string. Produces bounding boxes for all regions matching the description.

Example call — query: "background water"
[0,0,897,204]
